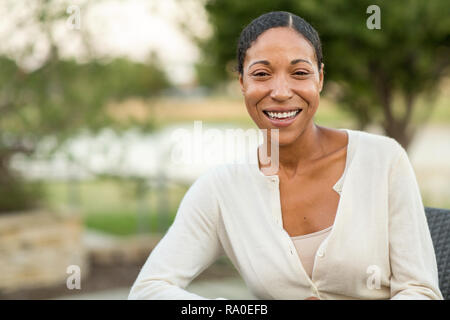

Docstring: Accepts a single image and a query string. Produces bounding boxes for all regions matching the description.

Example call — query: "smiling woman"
[238,24,325,147]
[128,11,443,300]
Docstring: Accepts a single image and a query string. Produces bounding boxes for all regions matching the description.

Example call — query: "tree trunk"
[383,122,413,150]
[374,69,416,151]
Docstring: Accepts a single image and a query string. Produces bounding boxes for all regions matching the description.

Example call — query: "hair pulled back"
[236,11,323,75]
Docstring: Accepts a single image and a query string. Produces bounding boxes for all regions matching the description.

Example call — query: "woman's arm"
[388,143,443,300]
[128,169,226,300]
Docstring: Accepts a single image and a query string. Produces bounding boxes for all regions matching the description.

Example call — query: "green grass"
[43,179,188,236]
[83,210,176,236]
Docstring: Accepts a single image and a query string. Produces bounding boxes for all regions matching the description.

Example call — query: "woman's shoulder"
[192,162,251,188]
[350,128,403,154]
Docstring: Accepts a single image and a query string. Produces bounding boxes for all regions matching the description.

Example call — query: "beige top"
[291,226,333,279]
[129,128,443,300]
[289,171,343,279]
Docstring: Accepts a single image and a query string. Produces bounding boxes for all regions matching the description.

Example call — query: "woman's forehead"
[244,27,316,66]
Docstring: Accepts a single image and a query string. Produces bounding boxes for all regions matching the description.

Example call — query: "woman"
[128,11,442,300]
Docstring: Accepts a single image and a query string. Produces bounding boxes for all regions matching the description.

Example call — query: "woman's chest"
[278,152,347,237]
[279,178,341,237]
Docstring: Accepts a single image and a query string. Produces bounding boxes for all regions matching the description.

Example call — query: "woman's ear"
[319,63,325,93]
[239,73,245,94]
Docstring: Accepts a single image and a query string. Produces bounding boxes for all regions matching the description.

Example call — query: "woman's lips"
[262,109,302,128]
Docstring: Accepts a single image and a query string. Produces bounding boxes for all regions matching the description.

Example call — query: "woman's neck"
[259,123,328,177]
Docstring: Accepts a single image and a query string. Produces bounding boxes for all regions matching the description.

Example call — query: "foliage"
[0,171,45,213]
[186,0,450,148]
[0,0,171,212]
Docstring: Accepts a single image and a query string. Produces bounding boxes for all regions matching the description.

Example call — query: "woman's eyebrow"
[248,58,312,69]
[248,60,270,69]
[291,58,312,66]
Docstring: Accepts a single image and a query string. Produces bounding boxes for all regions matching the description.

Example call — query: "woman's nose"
[270,76,293,101]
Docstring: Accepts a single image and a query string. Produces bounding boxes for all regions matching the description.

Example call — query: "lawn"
[43,179,187,236]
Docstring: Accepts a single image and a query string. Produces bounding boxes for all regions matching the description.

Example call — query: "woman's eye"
[293,71,308,76]
[253,72,269,77]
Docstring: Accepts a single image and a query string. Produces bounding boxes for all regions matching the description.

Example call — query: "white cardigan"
[128,128,443,300]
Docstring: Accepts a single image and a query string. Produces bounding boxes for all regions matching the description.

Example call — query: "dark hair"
[236,11,323,75]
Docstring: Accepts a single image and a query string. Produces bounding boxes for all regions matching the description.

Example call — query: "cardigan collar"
[248,128,356,187]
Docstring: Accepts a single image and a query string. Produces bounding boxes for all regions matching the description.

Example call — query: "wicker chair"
[424,207,450,300]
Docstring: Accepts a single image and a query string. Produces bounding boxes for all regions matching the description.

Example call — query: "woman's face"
[239,27,324,146]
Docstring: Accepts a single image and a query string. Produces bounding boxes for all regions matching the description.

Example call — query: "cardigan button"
[317,250,324,257]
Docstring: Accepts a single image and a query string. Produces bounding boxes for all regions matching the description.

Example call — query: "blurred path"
[53,277,256,300]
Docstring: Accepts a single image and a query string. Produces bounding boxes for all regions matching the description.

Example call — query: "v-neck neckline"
[249,128,358,288]
[250,128,354,181]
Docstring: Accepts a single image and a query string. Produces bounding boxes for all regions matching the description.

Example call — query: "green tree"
[0,0,170,212]
[185,0,450,149]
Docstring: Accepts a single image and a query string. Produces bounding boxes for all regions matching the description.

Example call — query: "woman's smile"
[262,108,303,127]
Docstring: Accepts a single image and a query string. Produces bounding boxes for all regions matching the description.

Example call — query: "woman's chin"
[268,136,298,148]
[256,124,303,147]
[277,139,296,147]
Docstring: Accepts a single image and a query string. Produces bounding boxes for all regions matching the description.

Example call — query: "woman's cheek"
[296,82,320,110]
[243,95,261,122]
[245,85,267,107]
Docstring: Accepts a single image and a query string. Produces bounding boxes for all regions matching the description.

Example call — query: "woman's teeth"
[265,110,301,120]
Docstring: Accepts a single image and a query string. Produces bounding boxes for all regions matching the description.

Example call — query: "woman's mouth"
[262,109,302,127]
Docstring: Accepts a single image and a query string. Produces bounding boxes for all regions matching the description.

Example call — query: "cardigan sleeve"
[388,143,443,300]
[128,169,226,300]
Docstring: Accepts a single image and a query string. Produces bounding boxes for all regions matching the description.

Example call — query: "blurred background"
[0,0,449,299]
